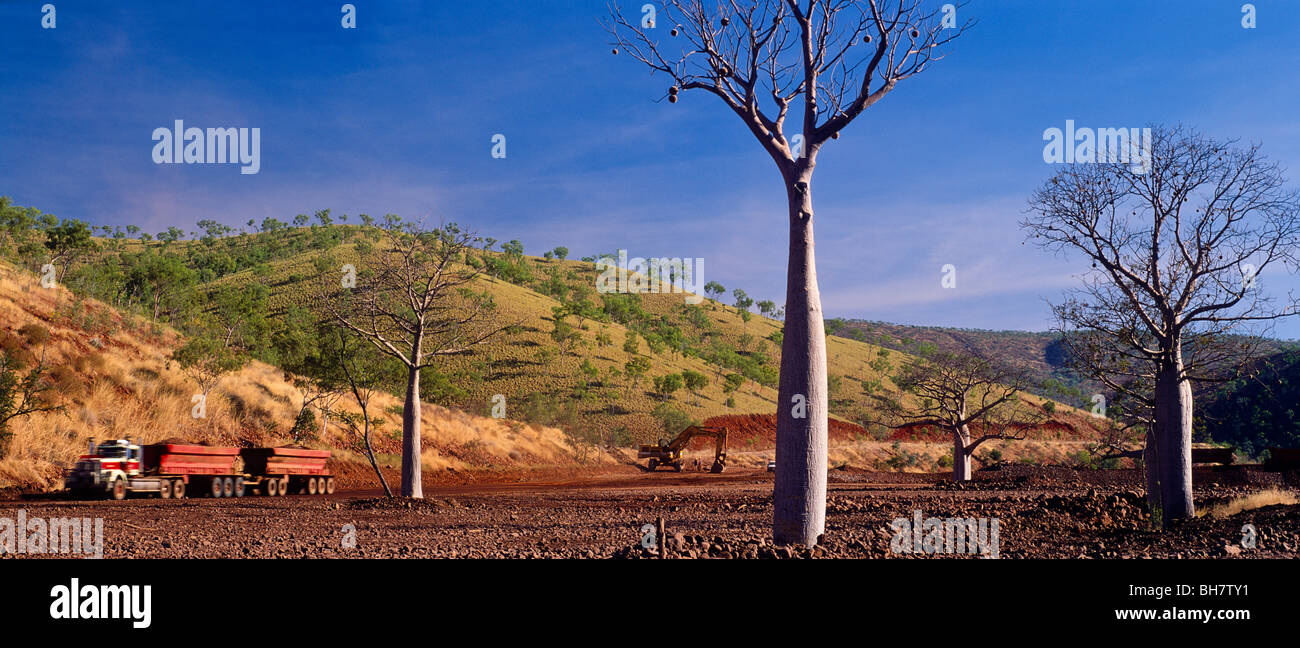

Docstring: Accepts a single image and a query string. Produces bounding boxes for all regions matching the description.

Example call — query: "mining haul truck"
[64,438,335,500]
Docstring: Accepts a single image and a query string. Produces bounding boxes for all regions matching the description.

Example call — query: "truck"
[638,425,728,473]
[63,438,335,500]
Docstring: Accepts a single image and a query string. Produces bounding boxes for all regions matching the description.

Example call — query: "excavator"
[638,425,727,473]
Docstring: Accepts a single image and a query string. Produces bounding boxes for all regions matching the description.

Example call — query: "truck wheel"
[173,480,187,498]
[111,477,126,501]
[209,477,224,498]
[233,477,245,498]
[307,477,319,495]
[266,478,279,497]
[326,477,336,494]
[222,477,235,498]
[159,480,173,499]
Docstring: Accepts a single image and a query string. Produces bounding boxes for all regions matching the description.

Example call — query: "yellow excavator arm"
[638,426,728,473]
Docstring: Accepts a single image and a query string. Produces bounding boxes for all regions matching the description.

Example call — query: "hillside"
[827,320,1100,408]
[189,227,1100,446]
[0,207,1108,488]
[1196,349,1300,457]
[0,263,614,490]
[829,319,1298,412]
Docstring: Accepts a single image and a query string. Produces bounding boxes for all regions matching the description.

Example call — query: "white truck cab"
[65,438,143,499]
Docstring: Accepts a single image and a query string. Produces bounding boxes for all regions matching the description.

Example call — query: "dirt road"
[3,466,1297,559]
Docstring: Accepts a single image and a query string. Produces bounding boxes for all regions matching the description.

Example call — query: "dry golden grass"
[0,262,612,490]
[1201,488,1299,518]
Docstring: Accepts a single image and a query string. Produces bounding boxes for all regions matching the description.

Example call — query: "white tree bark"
[953,425,972,482]
[401,366,423,499]
[773,177,828,547]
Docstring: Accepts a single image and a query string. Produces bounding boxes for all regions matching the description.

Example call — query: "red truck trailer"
[64,438,335,500]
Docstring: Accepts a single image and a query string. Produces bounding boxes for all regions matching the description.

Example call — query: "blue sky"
[3,1,1300,337]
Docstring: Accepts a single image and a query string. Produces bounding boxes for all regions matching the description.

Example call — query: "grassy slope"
[0,262,612,490]
[199,232,1101,445]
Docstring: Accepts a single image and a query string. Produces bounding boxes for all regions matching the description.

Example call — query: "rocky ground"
[3,465,1297,559]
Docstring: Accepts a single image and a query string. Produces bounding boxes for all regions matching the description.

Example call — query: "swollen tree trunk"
[401,365,424,498]
[1142,427,1162,525]
[1152,352,1193,522]
[953,425,972,481]
[773,175,828,547]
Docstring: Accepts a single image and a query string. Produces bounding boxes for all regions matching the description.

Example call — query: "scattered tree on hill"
[553,246,569,261]
[551,316,581,356]
[732,288,753,314]
[704,281,726,308]
[624,356,652,394]
[654,372,684,399]
[682,369,708,404]
[623,330,640,355]
[609,0,969,546]
[324,222,506,498]
[1024,125,1300,524]
[0,328,59,458]
[879,349,1041,482]
[172,330,247,423]
[44,218,95,281]
[723,372,746,397]
[157,226,184,245]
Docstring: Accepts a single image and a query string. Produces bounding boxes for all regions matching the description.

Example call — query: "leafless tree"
[325,222,505,498]
[1024,125,1300,524]
[607,0,970,547]
[879,349,1040,481]
[1055,330,1164,511]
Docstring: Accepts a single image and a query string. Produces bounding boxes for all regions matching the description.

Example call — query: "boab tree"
[1055,329,1164,510]
[608,0,970,547]
[325,223,505,498]
[881,349,1040,481]
[1024,125,1300,524]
